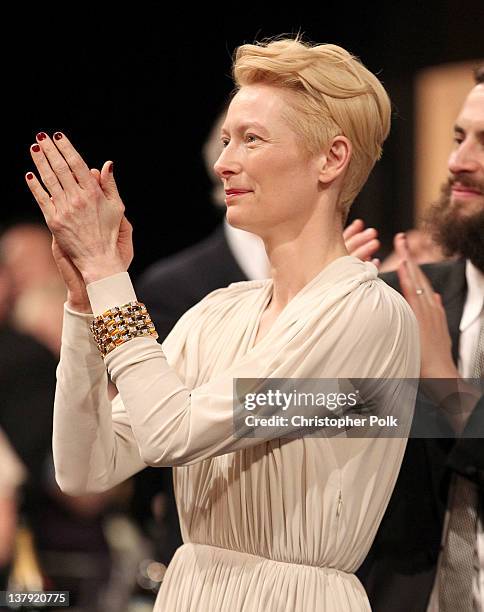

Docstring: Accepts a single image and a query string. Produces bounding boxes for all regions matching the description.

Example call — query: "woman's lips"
[225,190,252,201]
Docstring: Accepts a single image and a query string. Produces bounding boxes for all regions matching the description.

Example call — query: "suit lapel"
[438,259,467,364]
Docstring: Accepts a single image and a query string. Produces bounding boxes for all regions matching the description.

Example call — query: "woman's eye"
[221,134,259,147]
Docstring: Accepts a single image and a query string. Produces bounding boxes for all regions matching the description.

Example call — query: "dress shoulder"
[160,278,269,358]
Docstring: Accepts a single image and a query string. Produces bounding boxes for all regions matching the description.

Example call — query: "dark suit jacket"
[0,325,57,511]
[133,224,247,563]
[137,224,247,341]
[357,258,484,612]
[0,325,111,597]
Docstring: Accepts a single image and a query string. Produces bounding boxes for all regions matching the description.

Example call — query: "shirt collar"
[223,220,270,280]
[460,260,484,332]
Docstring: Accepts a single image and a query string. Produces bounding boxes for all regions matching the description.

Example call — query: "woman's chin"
[225,210,252,232]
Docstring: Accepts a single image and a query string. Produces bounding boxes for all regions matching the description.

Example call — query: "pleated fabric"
[54,256,420,611]
[151,257,419,611]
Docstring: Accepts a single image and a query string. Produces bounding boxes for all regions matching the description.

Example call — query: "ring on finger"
[416,288,424,296]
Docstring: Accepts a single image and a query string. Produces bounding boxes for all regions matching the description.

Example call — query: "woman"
[26,38,419,611]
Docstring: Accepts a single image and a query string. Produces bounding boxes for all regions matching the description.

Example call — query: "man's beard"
[424,174,484,273]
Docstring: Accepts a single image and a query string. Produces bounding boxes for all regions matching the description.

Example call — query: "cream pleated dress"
[53,256,419,611]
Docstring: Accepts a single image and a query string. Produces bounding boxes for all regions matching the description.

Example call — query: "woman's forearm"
[53,305,145,495]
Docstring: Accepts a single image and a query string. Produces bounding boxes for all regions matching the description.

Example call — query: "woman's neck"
[263,226,348,313]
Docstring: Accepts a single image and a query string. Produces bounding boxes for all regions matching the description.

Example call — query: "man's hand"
[343,219,380,265]
[394,232,458,379]
[394,233,481,434]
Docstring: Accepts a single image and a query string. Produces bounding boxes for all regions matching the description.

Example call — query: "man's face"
[426,84,484,271]
[448,84,484,215]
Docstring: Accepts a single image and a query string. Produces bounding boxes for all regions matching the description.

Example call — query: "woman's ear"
[318,136,352,185]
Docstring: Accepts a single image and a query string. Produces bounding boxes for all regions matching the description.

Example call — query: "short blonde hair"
[233,37,391,216]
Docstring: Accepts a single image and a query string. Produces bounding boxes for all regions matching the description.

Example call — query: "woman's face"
[214,84,322,236]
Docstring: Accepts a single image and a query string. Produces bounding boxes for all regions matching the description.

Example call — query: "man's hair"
[232,36,391,217]
[474,64,484,85]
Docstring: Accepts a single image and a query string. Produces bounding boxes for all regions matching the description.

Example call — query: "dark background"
[3,2,484,277]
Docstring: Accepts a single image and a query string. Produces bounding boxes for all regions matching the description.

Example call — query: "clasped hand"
[25,132,133,289]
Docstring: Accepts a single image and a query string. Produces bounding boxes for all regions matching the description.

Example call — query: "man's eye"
[453,137,464,145]
[245,134,259,143]
[221,138,230,148]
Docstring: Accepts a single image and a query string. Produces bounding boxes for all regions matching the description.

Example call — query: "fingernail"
[54,132,63,141]
[31,144,41,153]
[26,172,34,180]
[108,162,114,174]
[36,132,47,141]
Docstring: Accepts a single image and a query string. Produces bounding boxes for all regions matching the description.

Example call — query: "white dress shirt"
[223,220,270,280]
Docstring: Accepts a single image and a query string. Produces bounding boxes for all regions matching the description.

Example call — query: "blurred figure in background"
[0,223,65,355]
[0,427,25,590]
[0,237,57,594]
[0,223,143,611]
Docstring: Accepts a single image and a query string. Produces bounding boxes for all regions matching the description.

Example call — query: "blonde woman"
[26,38,419,611]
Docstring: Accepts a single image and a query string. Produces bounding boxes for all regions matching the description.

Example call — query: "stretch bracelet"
[90,301,158,357]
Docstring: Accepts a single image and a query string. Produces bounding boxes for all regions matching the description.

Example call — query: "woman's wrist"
[79,256,126,286]
[66,296,92,314]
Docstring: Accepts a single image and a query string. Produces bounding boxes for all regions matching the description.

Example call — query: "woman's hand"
[26,132,130,285]
[51,214,133,313]
[51,235,89,313]
[343,218,380,266]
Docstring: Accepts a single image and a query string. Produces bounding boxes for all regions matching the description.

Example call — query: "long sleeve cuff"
[86,272,138,316]
[61,303,103,366]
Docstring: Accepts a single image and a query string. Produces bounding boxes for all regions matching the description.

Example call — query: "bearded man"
[358,64,484,611]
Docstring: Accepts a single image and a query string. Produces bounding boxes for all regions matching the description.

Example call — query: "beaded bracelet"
[90,301,158,357]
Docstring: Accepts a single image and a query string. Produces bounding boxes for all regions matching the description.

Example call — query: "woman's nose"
[213,147,242,179]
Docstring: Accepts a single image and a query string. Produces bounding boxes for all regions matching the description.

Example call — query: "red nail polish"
[36,132,47,141]
[26,172,34,180]
[54,132,63,140]
[31,144,41,153]
[108,162,114,173]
